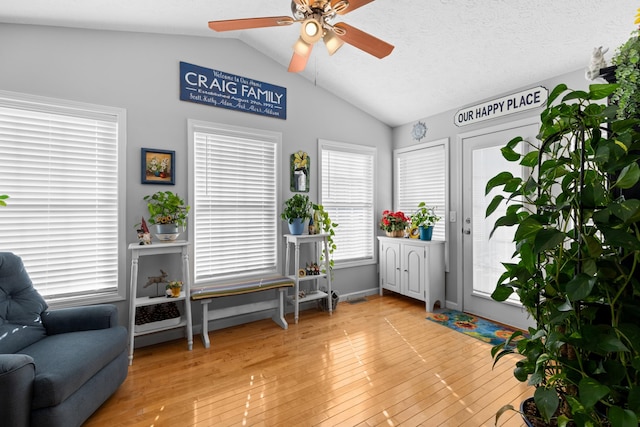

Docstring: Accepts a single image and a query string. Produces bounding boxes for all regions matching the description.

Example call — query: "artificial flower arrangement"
[166,280,183,298]
[379,210,410,232]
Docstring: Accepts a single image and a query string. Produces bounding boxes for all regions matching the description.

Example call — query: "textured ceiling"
[1,0,638,126]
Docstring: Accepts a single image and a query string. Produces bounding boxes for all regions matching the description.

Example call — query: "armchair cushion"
[22,321,128,410]
[0,253,48,354]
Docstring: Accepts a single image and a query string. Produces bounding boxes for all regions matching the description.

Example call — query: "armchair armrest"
[42,304,119,335]
[0,354,35,427]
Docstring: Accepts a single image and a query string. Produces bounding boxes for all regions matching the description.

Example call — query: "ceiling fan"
[208,0,394,73]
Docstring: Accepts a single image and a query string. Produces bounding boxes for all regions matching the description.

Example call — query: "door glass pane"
[472,145,521,303]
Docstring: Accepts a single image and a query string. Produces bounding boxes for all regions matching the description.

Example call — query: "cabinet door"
[380,242,401,293]
[403,243,425,301]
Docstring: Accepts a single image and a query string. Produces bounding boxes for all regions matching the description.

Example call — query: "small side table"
[128,240,193,365]
[283,233,333,324]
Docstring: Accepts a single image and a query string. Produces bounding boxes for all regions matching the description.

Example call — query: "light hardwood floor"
[85,293,531,426]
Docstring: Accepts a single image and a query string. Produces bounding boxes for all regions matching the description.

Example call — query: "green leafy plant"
[612,29,640,120]
[280,194,312,223]
[0,194,8,207]
[312,203,338,272]
[144,191,190,227]
[410,202,441,228]
[487,83,640,426]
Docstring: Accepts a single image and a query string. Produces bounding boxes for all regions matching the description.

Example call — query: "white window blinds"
[320,140,376,265]
[395,139,448,241]
[0,91,125,305]
[190,121,280,283]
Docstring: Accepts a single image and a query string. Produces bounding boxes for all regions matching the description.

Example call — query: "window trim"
[187,119,282,284]
[318,138,377,269]
[394,137,449,270]
[0,90,127,308]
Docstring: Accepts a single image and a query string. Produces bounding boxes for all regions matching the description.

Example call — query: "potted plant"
[0,194,8,207]
[611,8,640,120]
[487,83,640,426]
[311,203,338,273]
[144,191,190,241]
[281,194,312,235]
[166,280,183,298]
[379,210,409,237]
[410,202,441,241]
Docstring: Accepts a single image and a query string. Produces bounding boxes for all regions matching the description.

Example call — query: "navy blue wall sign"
[180,62,287,120]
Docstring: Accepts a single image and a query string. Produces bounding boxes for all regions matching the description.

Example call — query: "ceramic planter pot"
[152,223,181,242]
[419,225,433,241]
[288,218,304,235]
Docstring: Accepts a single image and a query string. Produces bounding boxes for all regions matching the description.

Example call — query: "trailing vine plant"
[612,29,640,120]
[312,203,338,274]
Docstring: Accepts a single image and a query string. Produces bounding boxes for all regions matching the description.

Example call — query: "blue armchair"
[0,252,128,427]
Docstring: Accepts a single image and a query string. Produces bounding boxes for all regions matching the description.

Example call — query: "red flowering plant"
[379,210,410,232]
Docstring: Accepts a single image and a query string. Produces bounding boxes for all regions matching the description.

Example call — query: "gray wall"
[0,23,392,344]
[392,68,594,311]
[1,22,598,345]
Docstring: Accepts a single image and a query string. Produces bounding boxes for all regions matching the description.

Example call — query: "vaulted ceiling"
[2,1,637,126]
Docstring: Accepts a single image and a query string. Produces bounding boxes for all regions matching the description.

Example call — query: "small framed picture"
[141,148,175,185]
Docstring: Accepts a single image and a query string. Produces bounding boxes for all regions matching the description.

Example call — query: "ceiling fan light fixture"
[323,30,344,55]
[293,37,312,57]
[300,18,323,44]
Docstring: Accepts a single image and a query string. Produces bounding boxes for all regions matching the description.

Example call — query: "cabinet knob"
[463,228,471,235]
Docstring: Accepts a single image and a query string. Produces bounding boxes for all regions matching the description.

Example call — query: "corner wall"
[392,68,594,310]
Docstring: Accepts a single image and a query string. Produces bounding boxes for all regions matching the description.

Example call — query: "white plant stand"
[127,240,193,364]
[283,233,333,324]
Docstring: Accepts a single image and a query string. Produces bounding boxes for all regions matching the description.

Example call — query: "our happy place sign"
[180,61,287,120]
[454,86,548,126]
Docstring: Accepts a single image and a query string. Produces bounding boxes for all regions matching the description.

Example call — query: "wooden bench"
[190,275,294,348]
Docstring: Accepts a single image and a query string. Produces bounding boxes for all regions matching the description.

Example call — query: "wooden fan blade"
[208,16,294,32]
[333,22,393,58]
[331,0,374,15]
[288,44,313,73]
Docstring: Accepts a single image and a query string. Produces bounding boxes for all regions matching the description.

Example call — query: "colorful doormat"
[426,310,525,346]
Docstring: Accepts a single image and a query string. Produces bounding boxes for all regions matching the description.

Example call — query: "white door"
[461,120,537,330]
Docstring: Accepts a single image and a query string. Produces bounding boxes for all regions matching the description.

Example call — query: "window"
[0,91,126,306]
[319,139,376,267]
[188,120,280,284]
[394,138,448,242]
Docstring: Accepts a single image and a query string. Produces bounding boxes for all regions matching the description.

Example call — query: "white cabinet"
[128,240,193,364]
[283,233,333,324]
[378,237,445,311]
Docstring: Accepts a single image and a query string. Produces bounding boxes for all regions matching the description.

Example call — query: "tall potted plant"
[487,83,640,426]
[281,194,311,235]
[144,191,190,241]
